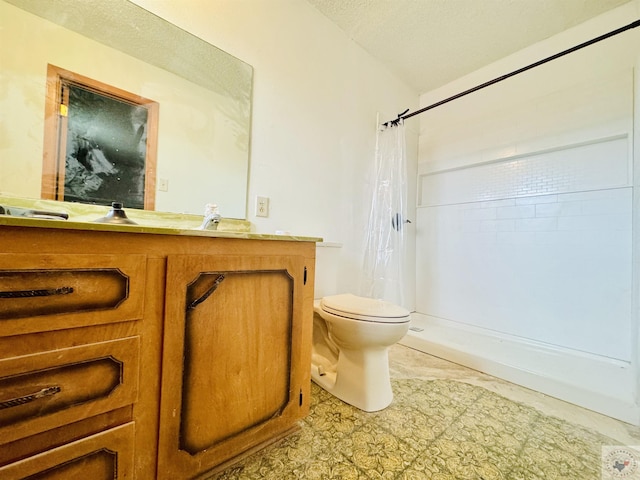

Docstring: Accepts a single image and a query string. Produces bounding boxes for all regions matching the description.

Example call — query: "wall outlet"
[255,196,269,217]
[158,178,169,192]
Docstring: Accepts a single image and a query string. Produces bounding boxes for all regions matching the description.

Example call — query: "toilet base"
[311,346,393,412]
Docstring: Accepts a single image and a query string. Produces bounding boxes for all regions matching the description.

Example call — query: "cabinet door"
[158,254,310,479]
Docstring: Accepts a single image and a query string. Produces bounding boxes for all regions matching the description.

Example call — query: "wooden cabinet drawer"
[0,422,135,480]
[0,254,146,336]
[0,337,139,444]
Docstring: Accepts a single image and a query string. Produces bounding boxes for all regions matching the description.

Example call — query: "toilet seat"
[320,293,410,323]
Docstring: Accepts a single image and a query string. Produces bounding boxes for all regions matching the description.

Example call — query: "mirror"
[0,0,252,219]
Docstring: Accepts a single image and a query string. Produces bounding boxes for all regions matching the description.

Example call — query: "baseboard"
[400,313,639,425]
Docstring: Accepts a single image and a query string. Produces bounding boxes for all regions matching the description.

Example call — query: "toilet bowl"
[311,293,410,412]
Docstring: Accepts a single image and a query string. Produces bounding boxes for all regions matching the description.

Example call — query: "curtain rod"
[383,18,640,127]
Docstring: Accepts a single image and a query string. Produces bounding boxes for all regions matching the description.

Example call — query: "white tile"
[480,219,516,232]
[558,214,631,231]
[535,201,582,217]
[463,207,497,221]
[534,231,581,245]
[467,231,498,245]
[496,231,537,245]
[496,205,535,219]
[460,220,481,233]
[516,217,558,231]
[580,196,632,215]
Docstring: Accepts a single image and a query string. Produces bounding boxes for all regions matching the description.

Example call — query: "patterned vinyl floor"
[209,378,623,479]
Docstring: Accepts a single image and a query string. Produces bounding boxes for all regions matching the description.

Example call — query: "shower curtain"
[360,119,408,307]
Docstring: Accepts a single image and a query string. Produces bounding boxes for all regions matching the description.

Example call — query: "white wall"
[129,0,418,305]
[404,1,640,424]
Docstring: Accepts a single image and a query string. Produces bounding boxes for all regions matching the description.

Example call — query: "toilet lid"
[320,294,410,323]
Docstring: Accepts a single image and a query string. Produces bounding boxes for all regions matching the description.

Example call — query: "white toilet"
[311,293,410,412]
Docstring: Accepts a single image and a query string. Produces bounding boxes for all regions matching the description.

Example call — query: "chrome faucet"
[198,212,221,230]
[197,204,221,230]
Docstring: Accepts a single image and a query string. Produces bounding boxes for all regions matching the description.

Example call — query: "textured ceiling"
[305,0,633,94]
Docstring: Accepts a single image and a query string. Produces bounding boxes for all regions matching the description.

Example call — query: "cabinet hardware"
[187,274,225,310]
[303,267,307,285]
[299,389,303,406]
[0,386,61,410]
[0,286,73,298]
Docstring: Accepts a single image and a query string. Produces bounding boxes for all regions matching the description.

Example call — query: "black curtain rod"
[384,18,640,127]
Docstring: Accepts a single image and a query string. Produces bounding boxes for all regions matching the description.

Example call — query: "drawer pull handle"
[0,286,74,298]
[0,386,61,410]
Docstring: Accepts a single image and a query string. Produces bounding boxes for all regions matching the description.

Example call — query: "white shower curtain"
[360,119,408,307]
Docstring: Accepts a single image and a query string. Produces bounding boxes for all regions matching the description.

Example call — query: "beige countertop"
[0,216,322,242]
[0,195,322,243]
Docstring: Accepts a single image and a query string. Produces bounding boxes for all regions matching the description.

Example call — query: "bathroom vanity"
[0,218,318,479]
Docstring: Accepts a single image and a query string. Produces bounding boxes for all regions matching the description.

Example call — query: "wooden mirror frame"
[42,64,159,210]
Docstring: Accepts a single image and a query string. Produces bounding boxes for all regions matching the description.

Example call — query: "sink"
[0,205,68,220]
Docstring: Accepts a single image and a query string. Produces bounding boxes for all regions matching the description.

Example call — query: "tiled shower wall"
[416,136,632,361]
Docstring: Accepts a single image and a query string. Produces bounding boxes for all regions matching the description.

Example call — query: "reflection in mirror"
[0,0,253,218]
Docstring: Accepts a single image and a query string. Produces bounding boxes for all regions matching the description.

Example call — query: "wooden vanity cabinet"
[0,224,316,479]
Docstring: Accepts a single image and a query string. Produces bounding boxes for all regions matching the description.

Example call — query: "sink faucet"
[197,204,221,230]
